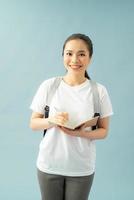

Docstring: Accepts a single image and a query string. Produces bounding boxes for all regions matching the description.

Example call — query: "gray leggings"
[37,169,94,200]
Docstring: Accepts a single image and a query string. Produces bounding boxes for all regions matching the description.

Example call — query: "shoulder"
[40,77,57,86]
[39,76,61,89]
[91,80,110,99]
[32,77,58,97]
[96,82,107,92]
[89,80,107,92]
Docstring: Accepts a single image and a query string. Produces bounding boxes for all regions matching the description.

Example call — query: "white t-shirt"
[30,77,113,176]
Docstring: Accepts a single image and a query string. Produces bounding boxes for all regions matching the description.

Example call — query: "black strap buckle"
[43,105,50,137]
[92,113,100,130]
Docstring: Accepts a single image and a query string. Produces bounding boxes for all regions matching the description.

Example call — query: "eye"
[79,53,85,57]
[66,52,72,56]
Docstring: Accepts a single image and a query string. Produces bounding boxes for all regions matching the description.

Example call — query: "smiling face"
[63,39,91,75]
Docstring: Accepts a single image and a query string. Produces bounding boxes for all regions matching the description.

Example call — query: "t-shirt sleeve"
[99,85,113,118]
[30,81,48,114]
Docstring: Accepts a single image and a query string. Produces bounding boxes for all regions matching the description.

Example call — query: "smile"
[69,65,82,69]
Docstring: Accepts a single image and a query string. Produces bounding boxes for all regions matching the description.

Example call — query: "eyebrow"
[65,50,86,53]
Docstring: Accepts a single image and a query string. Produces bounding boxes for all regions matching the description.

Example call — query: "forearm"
[30,117,53,131]
[81,128,108,140]
[59,117,110,139]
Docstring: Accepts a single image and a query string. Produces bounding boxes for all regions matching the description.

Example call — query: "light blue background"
[0,0,134,199]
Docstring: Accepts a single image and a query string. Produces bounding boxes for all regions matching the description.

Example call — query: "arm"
[29,111,69,131]
[29,112,52,131]
[59,117,110,140]
[81,117,110,139]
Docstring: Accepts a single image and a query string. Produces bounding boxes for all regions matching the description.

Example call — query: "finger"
[56,116,68,124]
[57,112,69,120]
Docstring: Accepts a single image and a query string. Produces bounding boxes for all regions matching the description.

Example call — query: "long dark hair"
[62,33,93,80]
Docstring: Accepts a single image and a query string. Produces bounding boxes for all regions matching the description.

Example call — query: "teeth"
[70,65,81,69]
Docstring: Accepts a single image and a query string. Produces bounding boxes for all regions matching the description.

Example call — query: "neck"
[63,73,86,86]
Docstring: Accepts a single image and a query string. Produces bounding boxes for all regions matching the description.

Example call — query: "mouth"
[69,65,82,69]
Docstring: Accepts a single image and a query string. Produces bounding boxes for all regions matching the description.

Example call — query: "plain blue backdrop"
[0,0,134,199]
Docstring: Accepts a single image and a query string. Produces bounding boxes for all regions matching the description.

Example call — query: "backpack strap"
[44,78,100,136]
[90,80,100,130]
[46,77,62,106]
[43,77,62,136]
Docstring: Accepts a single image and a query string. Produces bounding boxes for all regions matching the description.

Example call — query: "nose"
[72,55,78,64]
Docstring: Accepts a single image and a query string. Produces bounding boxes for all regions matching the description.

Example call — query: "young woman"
[29,33,113,200]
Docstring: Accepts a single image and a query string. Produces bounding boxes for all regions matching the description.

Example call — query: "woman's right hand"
[48,112,69,126]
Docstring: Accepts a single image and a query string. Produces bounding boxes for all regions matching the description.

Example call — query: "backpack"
[43,77,100,136]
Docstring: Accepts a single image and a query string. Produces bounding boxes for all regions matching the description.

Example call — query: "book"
[48,115,99,130]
